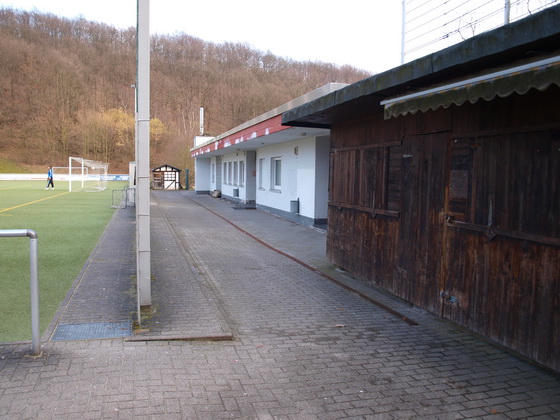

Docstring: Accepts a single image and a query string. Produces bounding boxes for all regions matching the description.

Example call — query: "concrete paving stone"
[508,409,538,419]
[528,405,560,417]
[366,414,396,420]
[434,413,467,420]
[550,409,560,419]
[346,406,376,416]
[1,190,560,419]
[460,406,493,418]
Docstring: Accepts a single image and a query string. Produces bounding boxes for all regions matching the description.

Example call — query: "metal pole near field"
[136,0,151,325]
[0,229,41,356]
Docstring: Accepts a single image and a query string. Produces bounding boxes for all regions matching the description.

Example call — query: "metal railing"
[0,229,40,355]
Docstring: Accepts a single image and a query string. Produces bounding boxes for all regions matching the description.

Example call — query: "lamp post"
[136,0,151,325]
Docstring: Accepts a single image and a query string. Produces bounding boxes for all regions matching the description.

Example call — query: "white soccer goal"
[68,157,109,192]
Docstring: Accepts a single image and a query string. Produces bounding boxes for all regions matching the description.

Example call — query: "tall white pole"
[136,0,151,318]
[504,0,511,24]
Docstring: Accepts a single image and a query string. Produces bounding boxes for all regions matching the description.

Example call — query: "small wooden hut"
[152,164,182,190]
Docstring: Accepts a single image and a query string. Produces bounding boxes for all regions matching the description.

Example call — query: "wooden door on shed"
[153,172,163,189]
[441,131,560,351]
[397,132,449,313]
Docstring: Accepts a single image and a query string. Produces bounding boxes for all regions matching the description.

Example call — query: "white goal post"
[68,157,109,192]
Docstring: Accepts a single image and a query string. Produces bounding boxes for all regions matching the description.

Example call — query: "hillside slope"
[0,8,370,173]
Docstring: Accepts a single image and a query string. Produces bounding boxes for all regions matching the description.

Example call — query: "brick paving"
[1,190,559,419]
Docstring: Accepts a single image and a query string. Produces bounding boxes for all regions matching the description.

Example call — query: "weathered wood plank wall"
[327,86,560,372]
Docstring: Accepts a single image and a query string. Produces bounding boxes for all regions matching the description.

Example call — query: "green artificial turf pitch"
[0,180,128,342]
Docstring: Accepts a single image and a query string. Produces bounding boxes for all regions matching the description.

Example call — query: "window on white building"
[271,157,281,190]
[211,163,215,183]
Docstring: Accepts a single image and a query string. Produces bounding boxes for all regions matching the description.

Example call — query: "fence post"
[0,229,41,355]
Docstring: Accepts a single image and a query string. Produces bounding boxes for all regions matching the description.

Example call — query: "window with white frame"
[223,162,227,184]
[233,161,238,186]
[211,163,215,183]
[228,162,232,185]
[271,157,281,190]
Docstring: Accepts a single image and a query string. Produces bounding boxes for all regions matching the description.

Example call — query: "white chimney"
[200,107,204,136]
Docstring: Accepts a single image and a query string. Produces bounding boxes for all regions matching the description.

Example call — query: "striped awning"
[381,55,560,119]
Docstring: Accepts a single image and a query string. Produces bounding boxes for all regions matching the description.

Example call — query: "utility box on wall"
[290,199,299,214]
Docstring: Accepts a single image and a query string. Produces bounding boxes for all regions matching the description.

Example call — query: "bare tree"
[0,7,370,172]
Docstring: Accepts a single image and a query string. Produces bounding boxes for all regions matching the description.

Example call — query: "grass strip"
[0,181,128,342]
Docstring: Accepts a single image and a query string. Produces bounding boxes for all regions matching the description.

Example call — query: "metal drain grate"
[52,321,132,341]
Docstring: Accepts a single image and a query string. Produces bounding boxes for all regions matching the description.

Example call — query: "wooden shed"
[283,7,560,373]
[152,164,182,190]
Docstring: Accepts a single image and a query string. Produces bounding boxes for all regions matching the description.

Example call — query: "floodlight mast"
[136,0,151,320]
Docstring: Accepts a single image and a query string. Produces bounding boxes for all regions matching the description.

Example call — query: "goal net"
[68,157,109,192]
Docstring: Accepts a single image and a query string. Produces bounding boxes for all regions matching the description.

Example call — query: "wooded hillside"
[0,8,370,174]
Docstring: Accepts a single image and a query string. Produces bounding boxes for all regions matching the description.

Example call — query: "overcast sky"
[1,0,404,74]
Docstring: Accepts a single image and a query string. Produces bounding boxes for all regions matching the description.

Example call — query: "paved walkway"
[1,190,559,419]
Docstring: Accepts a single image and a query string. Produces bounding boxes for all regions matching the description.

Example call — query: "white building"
[191,83,347,228]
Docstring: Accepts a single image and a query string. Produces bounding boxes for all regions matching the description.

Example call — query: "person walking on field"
[46,166,54,190]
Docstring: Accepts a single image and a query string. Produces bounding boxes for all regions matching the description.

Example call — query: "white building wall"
[256,136,321,220]
[314,136,330,219]
[221,152,248,201]
[245,151,257,203]
[210,157,217,191]
[196,135,329,225]
[194,158,211,192]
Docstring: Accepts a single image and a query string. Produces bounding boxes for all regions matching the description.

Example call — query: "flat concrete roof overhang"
[191,122,330,158]
[191,83,347,158]
[282,5,560,128]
